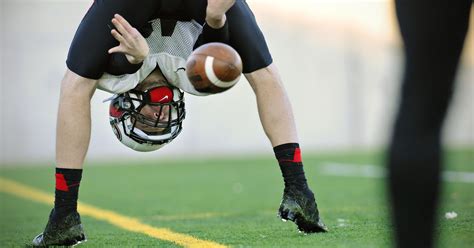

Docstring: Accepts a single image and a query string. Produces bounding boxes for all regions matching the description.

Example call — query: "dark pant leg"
[66,0,161,79]
[388,0,471,247]
[187,0,273,73]
[225,1,273,73]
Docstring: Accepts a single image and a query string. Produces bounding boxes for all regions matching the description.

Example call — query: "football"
[186,42,243,94]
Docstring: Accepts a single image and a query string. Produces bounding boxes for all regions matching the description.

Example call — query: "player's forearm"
[205,0,235,28]
[202,0,234,44]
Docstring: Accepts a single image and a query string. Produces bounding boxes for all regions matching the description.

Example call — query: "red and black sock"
[54,168,82,219]
[274,143,308,189]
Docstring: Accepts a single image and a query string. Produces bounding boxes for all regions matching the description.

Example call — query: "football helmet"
[108,85,185,152]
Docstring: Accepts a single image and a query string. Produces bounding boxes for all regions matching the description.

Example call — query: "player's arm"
[201,0,235,44]
[98,14,155,93]
[206,0,235,28]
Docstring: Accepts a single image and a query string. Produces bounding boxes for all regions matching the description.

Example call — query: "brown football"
[186,42,243,94]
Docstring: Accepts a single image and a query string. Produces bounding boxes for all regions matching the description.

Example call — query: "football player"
[32,1,326,246]
[99,12,328,234]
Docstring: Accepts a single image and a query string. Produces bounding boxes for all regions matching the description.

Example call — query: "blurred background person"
[388,0,472,247]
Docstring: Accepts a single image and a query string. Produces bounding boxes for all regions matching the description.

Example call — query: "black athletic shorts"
[66,0,273,80]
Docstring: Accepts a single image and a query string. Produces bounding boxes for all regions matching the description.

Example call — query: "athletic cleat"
[32,210,86,247]
[278,186,328,233]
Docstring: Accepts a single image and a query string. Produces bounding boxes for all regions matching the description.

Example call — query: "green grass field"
[1,148,473,247]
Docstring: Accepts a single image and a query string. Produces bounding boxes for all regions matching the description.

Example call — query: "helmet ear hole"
[119,91,143,111]
[119,98,133,110]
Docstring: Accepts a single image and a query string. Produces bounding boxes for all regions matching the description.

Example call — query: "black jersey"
[66,0,272,80]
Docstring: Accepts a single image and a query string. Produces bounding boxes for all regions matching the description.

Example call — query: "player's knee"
[245,63,284,91]
[60,69,98,99]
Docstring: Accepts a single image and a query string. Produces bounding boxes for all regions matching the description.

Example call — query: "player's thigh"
[226,1,273,73]
[66,0,160,80]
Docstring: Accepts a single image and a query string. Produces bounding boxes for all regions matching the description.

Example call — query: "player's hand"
[108,14,149,64]
[206,0,235,28]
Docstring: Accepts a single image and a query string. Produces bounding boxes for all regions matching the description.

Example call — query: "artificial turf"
[1,148,472,247]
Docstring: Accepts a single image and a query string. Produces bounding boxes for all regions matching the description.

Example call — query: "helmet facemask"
[109,85,185,151]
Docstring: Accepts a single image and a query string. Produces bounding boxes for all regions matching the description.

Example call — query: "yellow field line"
[0,177,228,248]
[150,212,230,221]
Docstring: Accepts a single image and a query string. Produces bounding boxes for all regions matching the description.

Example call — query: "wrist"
[126,55,144,64]
[205,14,226,29]
[126,51,148,64]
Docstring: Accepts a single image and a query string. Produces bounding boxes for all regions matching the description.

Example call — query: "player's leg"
[56,71,97,169]
[227,1,327,233]
[32,1,161,246]
[245,65,298,146]
[388,0,471,247]
[32,70,97,247]
[246,64,326,233]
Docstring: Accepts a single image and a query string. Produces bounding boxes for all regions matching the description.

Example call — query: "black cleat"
[32,210,86,247]
[278,186,328,233]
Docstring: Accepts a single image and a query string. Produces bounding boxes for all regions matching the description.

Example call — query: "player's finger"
[108,45,126,54]
[111,18,131,40]
[110,29,126,44]
[114,14,135,34]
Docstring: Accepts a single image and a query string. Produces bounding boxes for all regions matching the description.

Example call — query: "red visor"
[149,87,173,103]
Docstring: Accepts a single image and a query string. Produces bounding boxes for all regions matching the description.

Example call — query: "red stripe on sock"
[55,173,69,191]
[293,148,302,163]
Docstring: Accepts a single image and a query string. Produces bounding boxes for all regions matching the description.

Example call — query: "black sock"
[54,168,82,219]
[274,143,308,189]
